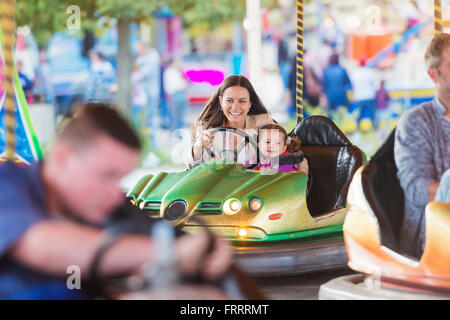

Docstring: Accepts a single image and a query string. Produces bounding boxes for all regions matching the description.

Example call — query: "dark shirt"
[18,72,33,91]
[322,64,352,109]
[0,162,88,299]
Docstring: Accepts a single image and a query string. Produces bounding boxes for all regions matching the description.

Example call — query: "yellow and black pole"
[296,0,304,123]
[435,0,442,34]
[0,0,16,161]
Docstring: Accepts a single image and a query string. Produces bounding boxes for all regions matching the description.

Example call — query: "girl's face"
[219,86,252,128]
[259,129,287,158]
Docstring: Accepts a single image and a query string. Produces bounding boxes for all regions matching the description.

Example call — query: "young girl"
[255,123,308,173]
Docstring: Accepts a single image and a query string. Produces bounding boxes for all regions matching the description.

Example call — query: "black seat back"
[361,129,404,251]
[292,116,364,217]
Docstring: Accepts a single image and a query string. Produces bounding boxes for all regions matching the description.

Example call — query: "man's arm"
[9,220,231,280]
[9,220,154,277]
[394,108,438,207]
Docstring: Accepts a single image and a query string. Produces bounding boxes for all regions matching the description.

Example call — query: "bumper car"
[319,130,450,299]
[127,116,364,276]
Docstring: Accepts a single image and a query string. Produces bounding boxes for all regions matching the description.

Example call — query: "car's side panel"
[344,167,450,290]
[421,202,450,277]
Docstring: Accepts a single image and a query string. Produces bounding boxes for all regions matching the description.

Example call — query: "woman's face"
[219,86,252,128]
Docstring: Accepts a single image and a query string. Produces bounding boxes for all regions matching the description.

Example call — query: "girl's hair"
[258,123,301,153]
[192,75,269,142]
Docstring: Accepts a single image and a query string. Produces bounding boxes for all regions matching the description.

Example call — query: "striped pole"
[435,0,442,34]
[296,0,304,123]
[0,0,16,161]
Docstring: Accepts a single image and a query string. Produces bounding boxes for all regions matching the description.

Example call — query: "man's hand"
[428,180,440,202]
[175,231,232,280]
[200,236,231,281]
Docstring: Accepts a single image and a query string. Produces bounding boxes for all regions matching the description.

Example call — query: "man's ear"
[428,67,439,84]
[51,141,74,168]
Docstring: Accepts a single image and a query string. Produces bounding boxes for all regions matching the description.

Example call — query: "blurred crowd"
[286,39,390,132]
[3,37,190,152]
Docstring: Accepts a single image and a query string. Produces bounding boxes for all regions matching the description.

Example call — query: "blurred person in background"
[375,80,390,111]
[131,64,148,131]
[84,49,116,104]
[32,49,54,104]
[277,29,290,90]
[322,53,352,114]
[159,54,171,130]
[0,103,231,299]
[312,39,334,79]
[135,41,161,149]
[288,50,321,118]
[350,58,377,126]
[17,60,34,103]
[375,80,391,127]
[163,57,188,132]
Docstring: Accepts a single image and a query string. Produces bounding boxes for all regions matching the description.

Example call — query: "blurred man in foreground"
[0,103,231,299]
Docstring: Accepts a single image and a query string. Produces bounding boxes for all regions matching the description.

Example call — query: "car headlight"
[139,201,145,210]
[237,227,248,239]
[249,197,262,212]
[223,198,241,215]
[165,200,187,220]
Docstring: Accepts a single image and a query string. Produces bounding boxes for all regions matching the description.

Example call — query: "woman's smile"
[228,110,244,119]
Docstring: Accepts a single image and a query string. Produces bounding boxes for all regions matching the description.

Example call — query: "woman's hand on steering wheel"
[208,127,259,163]
[192,127,260,167]
[198,129,214,148]
[194,130,222,160]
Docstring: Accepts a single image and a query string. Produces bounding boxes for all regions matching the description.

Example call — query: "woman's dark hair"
[192,75,269,142]
[259,123,301,153]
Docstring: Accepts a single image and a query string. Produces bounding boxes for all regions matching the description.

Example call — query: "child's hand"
[298,158,309,174]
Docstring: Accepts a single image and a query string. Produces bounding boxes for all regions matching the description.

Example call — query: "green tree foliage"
[15,0,280,45]
[179,0,245,30]
[15,0,70,45]
[95,0,158,21]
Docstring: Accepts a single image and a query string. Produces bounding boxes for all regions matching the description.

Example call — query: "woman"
[189,75,275,166]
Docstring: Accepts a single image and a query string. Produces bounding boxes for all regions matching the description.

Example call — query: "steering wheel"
[193,127,260,168]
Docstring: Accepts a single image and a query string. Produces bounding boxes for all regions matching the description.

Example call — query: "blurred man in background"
[135,41,161,148]
[322,53,352,113]
[84,49,116,104]
[350,58,377,126]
